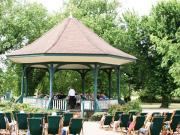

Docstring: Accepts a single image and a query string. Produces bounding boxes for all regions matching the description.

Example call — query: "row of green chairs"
[102,113,144,130]
[102,111,180,134]
[14,112,73,134]
[28,117,83,135]
[114,110,139,122]
[8,111,83,135]
[0,113,10,134]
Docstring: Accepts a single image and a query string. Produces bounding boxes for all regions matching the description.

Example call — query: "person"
[99,112,108,128]
[53,93,58,100]
[127,115,137,134]
[113,113,124,131]
[162,111,176,135]
[80,93,87,100]
[75,93,81,107]
[138,113,152,135]
[97,92,100,100]
[57,92,66,99]
[174,122,180,135]
[68,87,76,109]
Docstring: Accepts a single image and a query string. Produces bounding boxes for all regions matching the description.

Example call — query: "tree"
[119,0,180,107]
[0,0,59,95]
[149,0,180,106]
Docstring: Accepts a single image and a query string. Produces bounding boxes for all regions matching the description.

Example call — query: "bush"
[108,100,142,115]
[0,101,52,113]
[90,112,106,121]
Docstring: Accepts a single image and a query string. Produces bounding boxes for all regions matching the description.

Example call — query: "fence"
[82,99,118,111]
[23,97,118,111]
[23,97,49,108]
[52,99,67,110]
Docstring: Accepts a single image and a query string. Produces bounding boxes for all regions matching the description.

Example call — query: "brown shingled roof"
[7,17,136,65]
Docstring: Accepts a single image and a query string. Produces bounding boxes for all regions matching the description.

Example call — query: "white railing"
[23,97,49,108]
[23,97,118,111]
[82,100,94,110]
[81,99,118,111]
[52,99,67,110]
[98,99,118,110]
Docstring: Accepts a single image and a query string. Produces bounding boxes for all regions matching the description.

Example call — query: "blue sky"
[28,0,159,16]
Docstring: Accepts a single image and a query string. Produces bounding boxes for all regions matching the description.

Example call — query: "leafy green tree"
[149,0,180,106]
[150,0,180,98]
[119,0,180,107]
[0,0,59,95]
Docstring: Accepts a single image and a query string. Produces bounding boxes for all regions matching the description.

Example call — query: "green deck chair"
[0,113,9,134]
[103,115,113,127]
[12,111,19,121]
[114,111,123,121]
[5,112,12,123]
[150,116,164,135]
[120,114,130,130]
[0,113,11,134]
[134,116,145,131]
[140,112,147,116]
[129,110,139,122]
[16,113,28,133]
[175,110,180,115]
[33,113,45,118]
[32,113,46,125]
[170,115,180,132]
[28,118,43,135]
[164,112,172,121]
[47,115,62,135]
[63,113,73,126]
[68,118,83,135]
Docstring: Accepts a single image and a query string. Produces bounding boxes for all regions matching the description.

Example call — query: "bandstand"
[7,17,136,112]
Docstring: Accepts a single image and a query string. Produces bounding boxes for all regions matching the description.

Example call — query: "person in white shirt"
[68,88,75,96]
[68,87,76,109]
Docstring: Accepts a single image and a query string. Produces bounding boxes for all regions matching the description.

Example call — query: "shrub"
[90,112,106,121]
[108,100,142,115]
[0,101,52,113]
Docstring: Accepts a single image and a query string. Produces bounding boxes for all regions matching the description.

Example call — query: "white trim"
[9,55,133,65]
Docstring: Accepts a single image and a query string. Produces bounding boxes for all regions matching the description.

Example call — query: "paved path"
[142,108,174,113]
[83,121,124,135]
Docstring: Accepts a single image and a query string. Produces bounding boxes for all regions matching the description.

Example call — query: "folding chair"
[68,118,83,135]
[128,110,139,122]
[170,115,180,132]
[103,115,113,128]
[114,111,123,121]
[28,118,43,135]
[150,116,165,135]
[63,113,73,126]
[120,114,130,130]
[16,113,28,134]
[0,113,11,134]
[47,115,62,135]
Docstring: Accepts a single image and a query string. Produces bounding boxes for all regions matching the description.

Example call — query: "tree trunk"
[160,94,170,108]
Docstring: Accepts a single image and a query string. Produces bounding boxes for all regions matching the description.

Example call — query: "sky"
[27,0,159,16]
